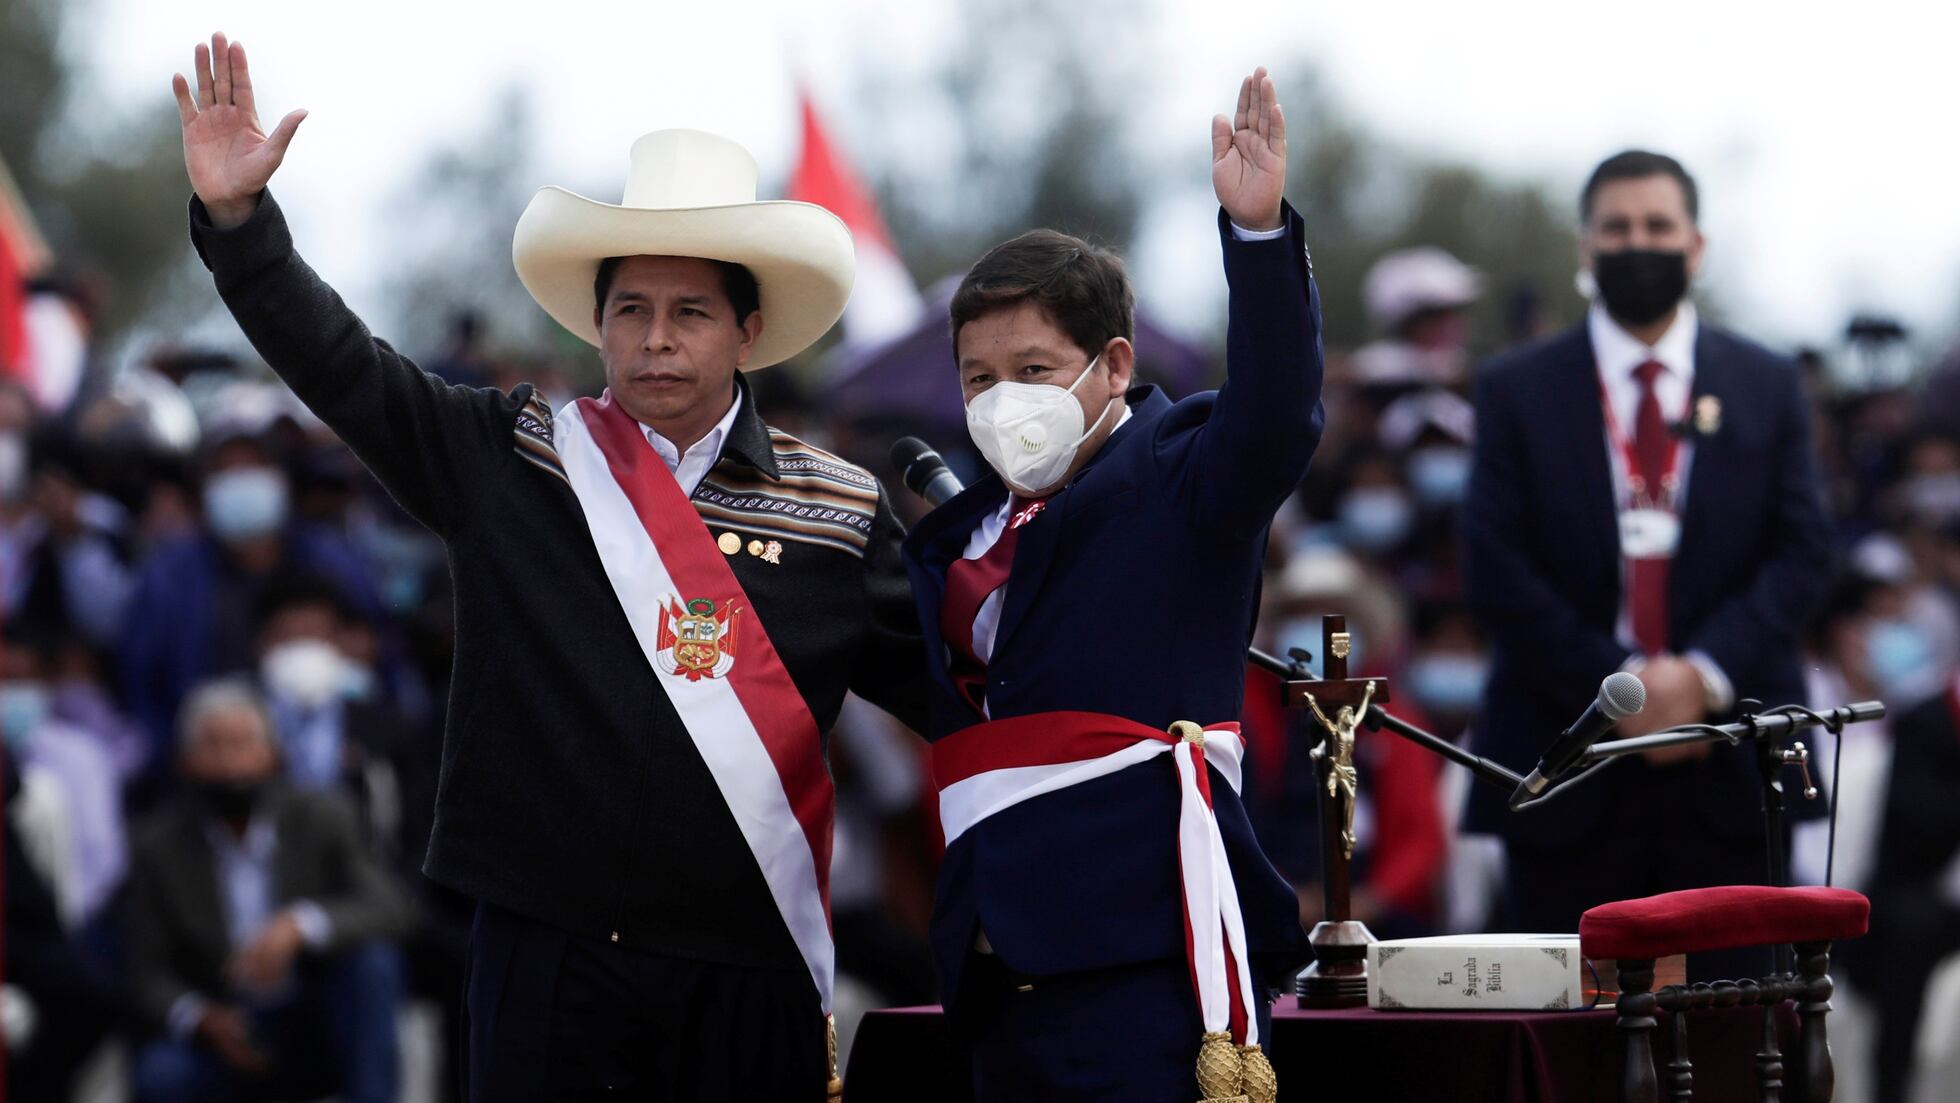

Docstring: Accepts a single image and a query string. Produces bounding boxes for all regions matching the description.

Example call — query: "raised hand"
[171,32,307,229]
[1211,67,1287,232]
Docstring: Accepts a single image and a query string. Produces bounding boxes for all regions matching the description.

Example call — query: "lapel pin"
[717,532,741,555]
[1694,395,1722,436]
[761,540,783,565]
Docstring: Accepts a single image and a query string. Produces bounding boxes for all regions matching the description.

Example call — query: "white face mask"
[964,354,1117,495]
[204,467,289,542]
[261,639,351,710]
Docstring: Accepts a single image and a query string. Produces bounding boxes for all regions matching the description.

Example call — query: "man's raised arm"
[174,32,521,538]
[1168,68,1326,535]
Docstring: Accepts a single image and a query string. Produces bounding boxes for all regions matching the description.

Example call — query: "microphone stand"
[1248,646,1525,793]
[1547,700,1885,975]
[1252,643,1885,993]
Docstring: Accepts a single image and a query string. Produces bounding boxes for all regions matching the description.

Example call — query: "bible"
[1368,934,1686,1011]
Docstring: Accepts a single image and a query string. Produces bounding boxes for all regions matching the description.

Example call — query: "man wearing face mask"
[126,679,410,1103]
[1461,150,1833,976]
[122,428,384,776]
[901,68,1319,1101]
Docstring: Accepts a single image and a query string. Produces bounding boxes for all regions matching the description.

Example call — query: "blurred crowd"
[3,248,1958,1100]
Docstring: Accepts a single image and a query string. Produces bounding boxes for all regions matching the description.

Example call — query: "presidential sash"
[931,711,1278,1101]
[556,391,835,1013]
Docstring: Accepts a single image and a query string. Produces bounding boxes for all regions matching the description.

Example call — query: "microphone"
[891,437,964,507]
[1508,671,1647,809]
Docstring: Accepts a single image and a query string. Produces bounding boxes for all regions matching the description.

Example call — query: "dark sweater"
[189,192,928,971]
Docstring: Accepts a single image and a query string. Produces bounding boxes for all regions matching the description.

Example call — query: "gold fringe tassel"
[826,1014,844,1102]
[1194,1030,1279,1103]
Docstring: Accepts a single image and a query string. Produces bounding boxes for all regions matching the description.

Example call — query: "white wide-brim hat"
[1362,246,1482,331]
[513,129,855,369]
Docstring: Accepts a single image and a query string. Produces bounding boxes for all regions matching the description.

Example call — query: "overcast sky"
[78,0,1960,358]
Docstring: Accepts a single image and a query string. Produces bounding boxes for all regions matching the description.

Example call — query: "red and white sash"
[556,392,835,1012]
[931,712,1261,1047]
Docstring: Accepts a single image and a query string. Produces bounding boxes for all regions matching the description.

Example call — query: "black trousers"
[461,903,828,1102]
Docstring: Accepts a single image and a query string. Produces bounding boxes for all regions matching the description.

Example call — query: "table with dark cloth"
[845,1001,1799,1102]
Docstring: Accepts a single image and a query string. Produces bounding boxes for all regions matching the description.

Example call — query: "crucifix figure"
[1281,614,1391,1009]
[1303,677,1375,860]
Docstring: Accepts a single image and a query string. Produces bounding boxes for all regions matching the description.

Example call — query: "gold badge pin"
[747,539,765,557]
[717,532,741,555]
[1695,395,1722,436]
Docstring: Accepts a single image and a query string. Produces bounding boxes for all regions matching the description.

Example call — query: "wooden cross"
[1280,614,1391,1009]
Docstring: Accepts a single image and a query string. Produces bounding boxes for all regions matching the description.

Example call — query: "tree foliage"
[2,0,199,347]
[847,14,1583,358]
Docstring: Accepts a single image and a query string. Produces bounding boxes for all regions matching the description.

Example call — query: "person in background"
[1402,601,1488,741]
[1461,150,1834,979]
[1349,246,1482,395]
[1,414,138,652]
[252,570,408,848]
[1862,667,1960,1103]
[1325,446,1419,565]
[126,678,410,1103]
[3,750,122,1103]
[1840,532,1955,711]
[1377,391,1477,602]
[2,628,134,931]
[121,425,384,766]
[424,310,493,389]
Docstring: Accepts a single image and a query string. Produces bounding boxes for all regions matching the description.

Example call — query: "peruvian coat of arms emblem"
[655,597,739,681]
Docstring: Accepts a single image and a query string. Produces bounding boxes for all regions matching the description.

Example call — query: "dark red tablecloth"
[845,1001,1797,1102]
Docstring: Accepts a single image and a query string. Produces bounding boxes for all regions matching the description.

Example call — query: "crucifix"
[1282,614,1390,1009]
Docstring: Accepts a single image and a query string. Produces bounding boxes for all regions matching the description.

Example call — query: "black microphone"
[1508,671,1647,809]
[891,437,964,507]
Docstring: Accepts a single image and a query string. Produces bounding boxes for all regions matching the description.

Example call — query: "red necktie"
[1628,360,1671,654]
[942,497,1046,715]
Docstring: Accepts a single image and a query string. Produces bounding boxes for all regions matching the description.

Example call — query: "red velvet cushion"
[1579,886,1869,961]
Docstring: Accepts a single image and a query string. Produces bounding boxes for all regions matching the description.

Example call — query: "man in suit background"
[1461,150,1834,975]
[126,678,411,1103]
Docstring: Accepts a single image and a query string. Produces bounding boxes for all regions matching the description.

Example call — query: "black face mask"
[1593,249,1689,328]
[195,777,266,822]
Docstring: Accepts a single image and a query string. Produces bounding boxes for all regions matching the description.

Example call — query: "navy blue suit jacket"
[903,206,1323,1015]
[1460,322,1833,848]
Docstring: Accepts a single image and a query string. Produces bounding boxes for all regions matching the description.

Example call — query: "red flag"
[787,88,921,348]
[0,154,49,382]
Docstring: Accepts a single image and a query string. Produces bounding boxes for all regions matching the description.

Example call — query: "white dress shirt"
[1588,301,1733,710]
[1590,299,1698,483]
[643,388,744,497]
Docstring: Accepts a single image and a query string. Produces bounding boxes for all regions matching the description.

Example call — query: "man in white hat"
[1349,246,1482,391]
[171,33,924,1101]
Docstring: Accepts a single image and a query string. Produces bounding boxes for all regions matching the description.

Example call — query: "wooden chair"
[1580,885,1869,1103]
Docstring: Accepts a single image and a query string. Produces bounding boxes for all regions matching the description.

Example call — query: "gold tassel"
[826,1014,844,1102]
[1195,1030,1251,1103]
[1239,1043,1278,1103]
